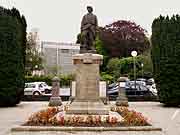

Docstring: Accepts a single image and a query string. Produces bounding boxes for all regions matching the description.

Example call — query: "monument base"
[116,97,128,107]
[49,97,62,107]
[66,53,110,115]
[66,100,110,115]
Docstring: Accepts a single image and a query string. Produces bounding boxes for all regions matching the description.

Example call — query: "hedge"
[25,74,75,87]
[0,7,27,106]
[151,15,180,106]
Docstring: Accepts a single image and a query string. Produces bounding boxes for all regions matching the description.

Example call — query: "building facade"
[41,41,80,75]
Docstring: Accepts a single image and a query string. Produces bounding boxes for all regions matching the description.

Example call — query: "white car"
[147,83,157,96]
[24,82,52,96]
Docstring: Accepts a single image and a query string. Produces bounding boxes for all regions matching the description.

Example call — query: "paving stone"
[0,101,179,135]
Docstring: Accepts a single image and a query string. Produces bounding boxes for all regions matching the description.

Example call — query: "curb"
[11,126,162,132]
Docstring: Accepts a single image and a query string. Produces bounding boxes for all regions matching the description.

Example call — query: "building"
[41,41,80,75]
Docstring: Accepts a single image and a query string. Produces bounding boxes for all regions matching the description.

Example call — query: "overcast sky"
[1,0,180,43]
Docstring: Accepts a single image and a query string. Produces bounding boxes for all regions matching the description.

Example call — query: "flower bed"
[24,107,61,126]
[24,106,151,127]
[111,107,151,126]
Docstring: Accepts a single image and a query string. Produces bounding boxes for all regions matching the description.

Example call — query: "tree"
[94,35,109,71]
[25,31,43,75]
[151,15,180,106]
[99,20,150,58]
[107,55,153,81]
[0,7,27,106]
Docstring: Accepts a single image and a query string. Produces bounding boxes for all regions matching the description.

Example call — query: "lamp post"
[35,65,38,69]
[35,65,38,76]
[141,63,144,78]
[131,51,137,90]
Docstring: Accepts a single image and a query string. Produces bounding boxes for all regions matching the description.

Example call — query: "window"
[27,84,36,88]
[25,84,28,88]
[61,49,69,53]
[39,84,43,88]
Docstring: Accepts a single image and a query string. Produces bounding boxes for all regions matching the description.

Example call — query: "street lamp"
[29,58,32,62]
[35,65,38,75]
[35,65,38,69]
[141,63,144,78]
[131,51,137,91]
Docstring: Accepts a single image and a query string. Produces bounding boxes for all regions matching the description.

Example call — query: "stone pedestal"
[99,81,108,105]
[49,77,62,106]
[116,77,128,107]
[66,53,109,115]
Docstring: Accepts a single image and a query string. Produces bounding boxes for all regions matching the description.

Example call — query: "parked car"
[44,87,71,96]
[147,83,157,96]
[146,78,155,85]
[24,82,52,96]
[125,83,156,96]
[134,78,146,85]
[136,78,146,82]
[107,81,157,97]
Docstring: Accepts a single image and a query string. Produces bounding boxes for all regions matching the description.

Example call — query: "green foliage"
[76,33,82,44]
[107,55,153,81]
[58,74,75,87]
[151,15,180,106]
[95,36,108,57]
[107,58,121,79]
[25,76,52,86]
[0,7,27,106]
[95,36,109,71]
[100,72,114,83]
[25,74,75,87]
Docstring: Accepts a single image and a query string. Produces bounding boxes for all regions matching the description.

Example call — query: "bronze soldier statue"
[80,6,98,53]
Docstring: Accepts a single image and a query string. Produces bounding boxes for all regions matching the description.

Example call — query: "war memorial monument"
[11,6,162,135]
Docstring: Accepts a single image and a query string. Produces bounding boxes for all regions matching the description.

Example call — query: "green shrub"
[25,74,75,87]
[59,74,75,87]
[106,55,153,81]
[0,7,27,106]
[151,15,180,106]
[25,76,52,86]
[100,72,114,84]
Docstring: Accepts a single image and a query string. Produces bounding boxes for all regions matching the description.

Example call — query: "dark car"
[125,83,154,96]
[107,82,157,100]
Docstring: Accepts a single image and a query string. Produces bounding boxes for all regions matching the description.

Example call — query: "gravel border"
[11,126,162,132]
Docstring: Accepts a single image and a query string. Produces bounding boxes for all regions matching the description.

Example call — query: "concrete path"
[0,102,48,135]
[129,102,180,135]
[0,101,179,135]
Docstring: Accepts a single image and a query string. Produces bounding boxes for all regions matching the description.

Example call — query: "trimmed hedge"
[151,15,180,106]
[25,74,75,87]
[0,7,27,106]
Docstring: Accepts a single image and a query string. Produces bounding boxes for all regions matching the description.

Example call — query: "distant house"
[41,41,80,75]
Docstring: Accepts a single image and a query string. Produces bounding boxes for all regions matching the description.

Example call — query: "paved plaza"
[0,101,179,135]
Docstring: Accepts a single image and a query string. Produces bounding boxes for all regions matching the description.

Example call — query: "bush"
[25,76,52,86]
[0,7,27,107]
[106,55,153,81]
[100,72,114,84]
[25,74,75,87]
[59,74,75,87]
[151,15,180,106]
